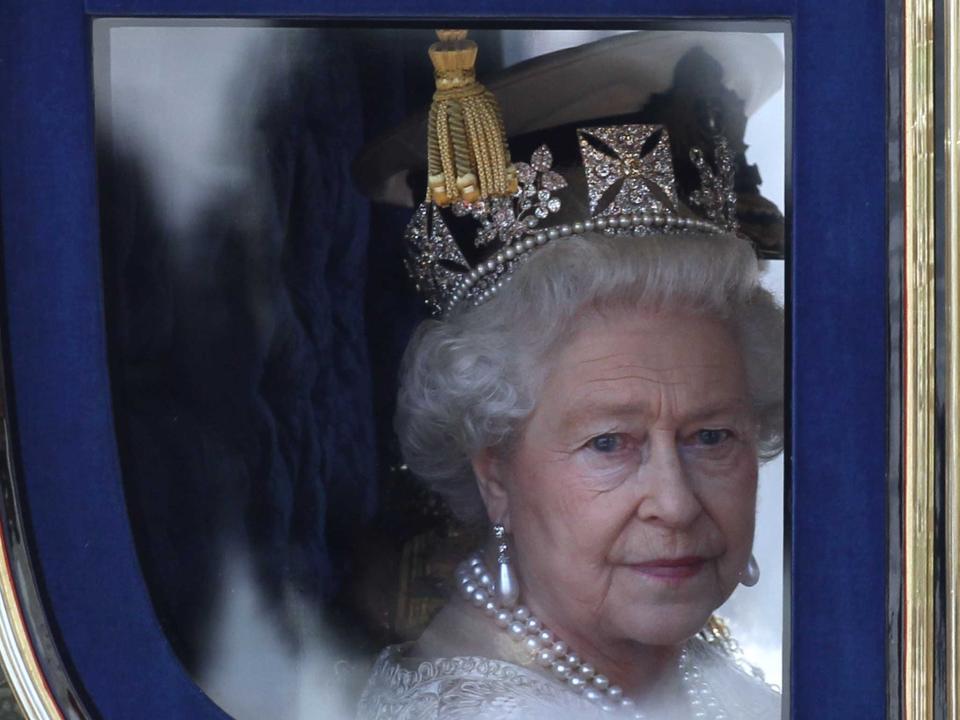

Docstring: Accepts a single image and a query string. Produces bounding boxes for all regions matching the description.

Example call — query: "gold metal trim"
[903,0,937,718]
[0,416,62,720]
[946,0,960,716]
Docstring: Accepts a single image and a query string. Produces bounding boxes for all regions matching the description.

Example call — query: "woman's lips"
[628,556,706,580]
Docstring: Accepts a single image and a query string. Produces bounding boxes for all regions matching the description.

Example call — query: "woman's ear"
[471,448,510,529]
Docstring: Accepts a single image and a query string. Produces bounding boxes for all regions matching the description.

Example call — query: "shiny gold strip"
[0,418,62,720]
[903,0,937,718]
[946,0,960,716]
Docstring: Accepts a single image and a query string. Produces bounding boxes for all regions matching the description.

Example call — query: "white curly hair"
[395,232,784,522]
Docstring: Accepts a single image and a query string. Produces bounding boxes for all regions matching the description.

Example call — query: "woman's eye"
[588,433,624,453]
[695,428,732,446]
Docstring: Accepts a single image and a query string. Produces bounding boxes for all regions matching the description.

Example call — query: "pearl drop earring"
[741,554,760,587]
[493,523,520,608]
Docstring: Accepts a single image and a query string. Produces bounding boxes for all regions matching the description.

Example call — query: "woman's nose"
[634,438,702,528]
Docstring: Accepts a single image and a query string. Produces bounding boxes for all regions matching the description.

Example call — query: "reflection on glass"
[94,23,786,719]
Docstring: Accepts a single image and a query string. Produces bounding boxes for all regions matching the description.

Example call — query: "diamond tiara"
[404,122,739,317]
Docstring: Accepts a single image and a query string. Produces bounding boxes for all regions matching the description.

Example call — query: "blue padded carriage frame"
[0,2,888,718]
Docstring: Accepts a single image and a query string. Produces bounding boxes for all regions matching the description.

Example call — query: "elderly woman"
[356,31,783,720]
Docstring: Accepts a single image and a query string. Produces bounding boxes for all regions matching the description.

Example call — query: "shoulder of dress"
[361,643,559,693]
[355,644,585,720]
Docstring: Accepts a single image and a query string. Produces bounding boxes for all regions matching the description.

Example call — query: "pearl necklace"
[455,553,728,720]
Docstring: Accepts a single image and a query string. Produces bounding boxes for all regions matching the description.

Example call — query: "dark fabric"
[101,31,387,670]
[98,27,497,673]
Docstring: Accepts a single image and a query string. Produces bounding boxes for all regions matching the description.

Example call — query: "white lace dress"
[356,599,779,720]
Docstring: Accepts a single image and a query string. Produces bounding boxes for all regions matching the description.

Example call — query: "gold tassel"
[426,29,518,206]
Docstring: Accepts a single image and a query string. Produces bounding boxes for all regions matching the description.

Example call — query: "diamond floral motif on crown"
[577,124,680,218]
[450,144,568,247]
[689,134,740,233]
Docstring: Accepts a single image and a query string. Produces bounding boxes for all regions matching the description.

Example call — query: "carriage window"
[93,22,787,718]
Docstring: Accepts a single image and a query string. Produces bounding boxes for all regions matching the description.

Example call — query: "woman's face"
[479,307,758,649]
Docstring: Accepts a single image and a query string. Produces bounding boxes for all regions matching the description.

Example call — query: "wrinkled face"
[483,308,758,648]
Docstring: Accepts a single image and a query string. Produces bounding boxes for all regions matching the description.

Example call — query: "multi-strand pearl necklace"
[455,553,729,720]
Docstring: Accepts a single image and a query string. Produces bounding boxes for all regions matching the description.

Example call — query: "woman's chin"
[613,604,716,647]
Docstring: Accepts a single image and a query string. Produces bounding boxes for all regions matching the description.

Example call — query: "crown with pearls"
[404,32,741,318]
